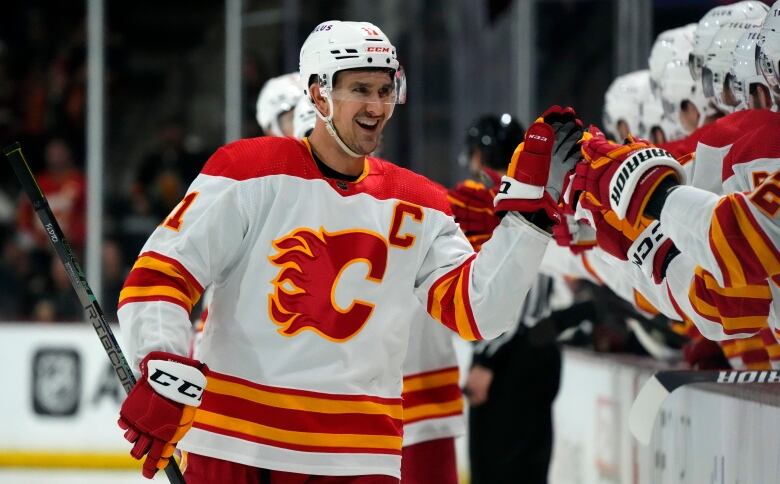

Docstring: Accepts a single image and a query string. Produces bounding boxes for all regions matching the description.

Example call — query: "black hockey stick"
[3,142,186,484]
[629,369,780,445]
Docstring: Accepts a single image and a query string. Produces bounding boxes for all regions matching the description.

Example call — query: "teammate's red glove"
[448,171,501,251]
[494,105,583,226]
[118,351,208,479]
[574,127,685,231]
[683,336,729,370]
[552,213,596,254]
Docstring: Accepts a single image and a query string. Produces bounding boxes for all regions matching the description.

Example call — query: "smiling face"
[326,69,394,155]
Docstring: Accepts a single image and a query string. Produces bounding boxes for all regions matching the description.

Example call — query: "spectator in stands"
[17,136,86,253]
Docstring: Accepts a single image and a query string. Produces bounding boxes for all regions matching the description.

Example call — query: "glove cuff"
[495,175,545,201]
[142,352,208,407]
[608,147,685,220]
[627,221,676,284]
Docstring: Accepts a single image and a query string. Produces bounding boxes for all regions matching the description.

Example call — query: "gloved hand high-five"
[494,105,584,229]
[118,352,208,479]
[567,127,685,283]
[574,127,686,230]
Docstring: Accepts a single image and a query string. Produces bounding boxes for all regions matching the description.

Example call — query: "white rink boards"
[550,348,780,484]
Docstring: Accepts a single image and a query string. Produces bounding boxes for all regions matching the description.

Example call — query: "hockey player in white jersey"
[116,20,582,482]
[292,66,466,484]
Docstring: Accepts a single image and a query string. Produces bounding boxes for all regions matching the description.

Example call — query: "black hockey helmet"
[465,114,524,170]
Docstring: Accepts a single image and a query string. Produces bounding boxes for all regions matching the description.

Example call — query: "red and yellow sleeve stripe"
[402,367,463,425]
[466,234,491,252]
[633,290,660,317]
[758,327,780,369]
[192,371,403,455]
[688,267,771,337]
[722,333,771,370]
[118,251,204,314]
[709,194,780,287]
[427,255,482,341]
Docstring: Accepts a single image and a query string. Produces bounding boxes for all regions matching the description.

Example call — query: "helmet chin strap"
[314,95,364,159]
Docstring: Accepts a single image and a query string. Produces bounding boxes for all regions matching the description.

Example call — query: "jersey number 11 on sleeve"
[163,192,200,231]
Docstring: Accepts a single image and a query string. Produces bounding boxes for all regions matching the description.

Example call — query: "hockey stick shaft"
[3,143,186,484]
[630,369,780,445]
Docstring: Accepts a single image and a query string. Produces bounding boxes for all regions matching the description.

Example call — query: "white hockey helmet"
[659,59,713,133]
[298,20,406,157]
[292,96,316,139]
[638,87,663,140]
[702,18,766,113]
[690,1,767,80]
[255,72,303,136]
[648,24,696,96]
[728,26,768,109]
[640,85,686,142]
[602,70,648,140]
[757,2,780,107]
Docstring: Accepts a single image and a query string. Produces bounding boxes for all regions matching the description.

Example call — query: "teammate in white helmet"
[648,24,696,97]
[602,70,648,141]
[645,24,696,143]
[701,15,767,114]
[757,3,780,107]
[729,26,773,110]
[255,72,302,136]
[689,1,767,80]
[116,20,581,482]
[292,95,317,139]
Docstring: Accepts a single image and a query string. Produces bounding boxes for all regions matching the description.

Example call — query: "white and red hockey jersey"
[118,136,549,478]
[660,121,780,365]
[400,304,465,447]
[545,110,780,368]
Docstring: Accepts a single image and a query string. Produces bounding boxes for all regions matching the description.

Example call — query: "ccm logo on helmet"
[367,46,391,53]
[527,134,548,141]
[610,148,675,208]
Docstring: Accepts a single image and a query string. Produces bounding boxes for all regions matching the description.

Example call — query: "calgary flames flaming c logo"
[268,227,389,341]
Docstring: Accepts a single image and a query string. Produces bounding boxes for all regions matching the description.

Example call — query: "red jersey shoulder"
[722,116,780,181]
[696,115,742,149]
[660,137,696,160]
[364,157,453,216]
[200,137,317,181]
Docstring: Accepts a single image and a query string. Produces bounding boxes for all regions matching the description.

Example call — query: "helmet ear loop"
[319,92,364,158]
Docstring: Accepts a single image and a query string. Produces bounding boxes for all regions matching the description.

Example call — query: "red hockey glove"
[552,213,597,254]
[448,172,501,251]
[494,105,583,226]
[683,336,729,370]
[118,351,208,479]
[575,128,685,231]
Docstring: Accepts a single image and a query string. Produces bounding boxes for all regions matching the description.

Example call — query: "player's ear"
[310,84,330,117]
